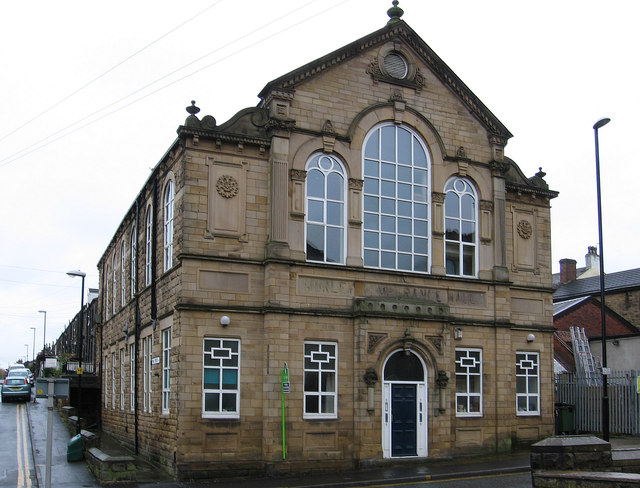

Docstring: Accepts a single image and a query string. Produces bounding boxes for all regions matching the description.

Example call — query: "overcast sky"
[1,0,638,369]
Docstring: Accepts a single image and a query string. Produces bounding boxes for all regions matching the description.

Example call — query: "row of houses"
[46,2,564,480]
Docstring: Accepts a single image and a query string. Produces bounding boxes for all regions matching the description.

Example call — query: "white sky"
[1,0,638,369]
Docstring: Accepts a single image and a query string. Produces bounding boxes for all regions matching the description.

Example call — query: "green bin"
[555,403,575,434]
[67,433,84,462]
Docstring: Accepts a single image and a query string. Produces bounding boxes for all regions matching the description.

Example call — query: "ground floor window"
[455,348,482,416]
[143,336,153,413]
[120,347,125,410]
[162,328,171,414]
[104,355,109,408]
[129,343,135,411]
[303,341,337,418]
[516,351,540,415]
[203,338,240,418]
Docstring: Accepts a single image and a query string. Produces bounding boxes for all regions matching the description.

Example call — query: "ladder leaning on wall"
[570,326,601,385]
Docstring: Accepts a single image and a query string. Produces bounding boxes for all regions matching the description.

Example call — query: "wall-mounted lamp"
[454,327,463,340]
[527,333,536,343]
[220,316,230,327]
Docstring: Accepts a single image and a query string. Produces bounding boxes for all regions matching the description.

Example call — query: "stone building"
[97,3,558,480]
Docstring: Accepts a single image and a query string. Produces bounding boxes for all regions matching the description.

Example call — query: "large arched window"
[163,180,174,272]
[363,123,430,273]
[305,153,346,264]
[444,177,477,277]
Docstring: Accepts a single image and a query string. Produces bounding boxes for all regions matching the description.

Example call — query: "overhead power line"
[0,0,225,146]
[0,0,350,169]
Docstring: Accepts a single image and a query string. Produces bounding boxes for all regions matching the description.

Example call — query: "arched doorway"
[382,350,428,458]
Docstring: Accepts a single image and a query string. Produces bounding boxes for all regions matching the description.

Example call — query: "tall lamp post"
[38,310,47,356]
[67,269,86,434]
[30,327,36,362]
[593,116,610,441]
[25,344,29,363]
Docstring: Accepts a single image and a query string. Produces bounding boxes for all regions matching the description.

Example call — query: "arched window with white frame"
[120,241,126,308]
[305,153,347,264]
[112,254,117,315]
[363,123,431,273]
[145,205,153,286]
[444,177,478,277]
[130,226,137,298]
[163,180,174,272]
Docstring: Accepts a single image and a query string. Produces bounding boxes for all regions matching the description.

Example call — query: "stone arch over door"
[381,349,428,458]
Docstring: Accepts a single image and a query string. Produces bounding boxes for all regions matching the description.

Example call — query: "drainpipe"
[134,198,141,454]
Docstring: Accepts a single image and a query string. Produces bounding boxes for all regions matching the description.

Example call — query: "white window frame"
[445,177,478,277]
[120,347,125,410]
[362,123,431,273]
[303,341,338,419]
[129,343,135,411]
[130,227,137,298]
[112,254,117,315]
[455,348,483,417]
[516,351,540,416]
[104,355,109,408]
[163,180,174,272]
[120,241,126,308]
[304,153,347,265]
[105,268,110,320]
[143,335,153,413]
[111,351,116,409]
[145,205,153,286]
[202,338,240,419]
[162,328,171,414]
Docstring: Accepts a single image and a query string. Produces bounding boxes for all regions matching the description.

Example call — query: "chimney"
[585,246,600,271]
[559,258,577,284]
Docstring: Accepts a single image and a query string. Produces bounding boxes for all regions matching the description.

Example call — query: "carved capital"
[290,169,307,181]
[349,178,364,191]
[432,192,446,204]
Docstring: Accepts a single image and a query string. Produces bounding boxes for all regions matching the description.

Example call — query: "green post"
[281,363,289,460]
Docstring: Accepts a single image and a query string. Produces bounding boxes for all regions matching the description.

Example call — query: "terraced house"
[97,2,558,480]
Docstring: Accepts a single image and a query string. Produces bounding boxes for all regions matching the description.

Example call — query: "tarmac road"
[0,396,37,488]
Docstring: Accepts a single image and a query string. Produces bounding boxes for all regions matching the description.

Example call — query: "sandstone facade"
[97,7,558,479]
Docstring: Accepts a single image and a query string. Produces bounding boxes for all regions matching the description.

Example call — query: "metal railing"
[555,371,640,435]
[64,361,96,375]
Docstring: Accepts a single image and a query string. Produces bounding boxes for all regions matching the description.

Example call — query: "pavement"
[25,397,640,488]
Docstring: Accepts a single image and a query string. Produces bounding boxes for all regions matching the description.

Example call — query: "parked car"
[2,376,31,402]
[8,364,28,373]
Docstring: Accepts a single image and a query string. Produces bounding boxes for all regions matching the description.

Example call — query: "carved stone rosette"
[216,175,239,199]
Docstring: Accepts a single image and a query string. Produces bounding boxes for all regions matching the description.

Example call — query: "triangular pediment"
[258,19,512,141]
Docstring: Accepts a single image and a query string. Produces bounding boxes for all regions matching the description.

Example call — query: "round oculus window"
[383,52,408,79]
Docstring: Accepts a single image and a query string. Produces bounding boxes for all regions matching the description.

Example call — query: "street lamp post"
[39,310,47,356]
[31,327,36,362]
[593,116,610,441]
[25,344,29,364]
[67,270,86,434]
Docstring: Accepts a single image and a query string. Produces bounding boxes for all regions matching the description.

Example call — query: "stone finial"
[387,0,404,25]
[186,100,200,115]
[528,166,550,189]
[185,100,201,128]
